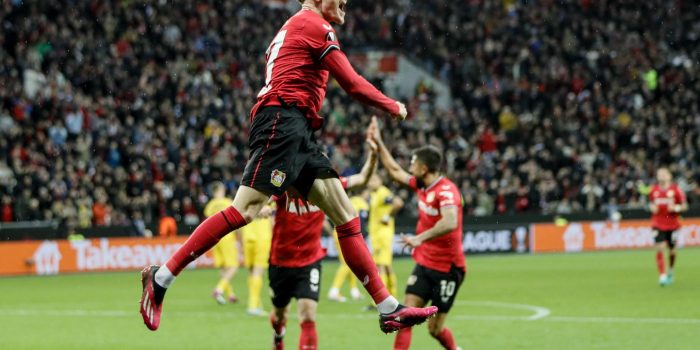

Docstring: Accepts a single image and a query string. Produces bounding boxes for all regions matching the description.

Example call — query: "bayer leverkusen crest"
[271,169,286,188]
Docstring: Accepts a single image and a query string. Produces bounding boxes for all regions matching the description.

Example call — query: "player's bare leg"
[668,246,676,283]
[247,265,267,316]
[428,314,460,350]
[140,186,269,330]
[271,305,289,350]
[213,266,238,304]
[297,299,318,350]
[393,294,425,350]
[307,177,437,333]
[655,241,669,286]
[383,265,398,297]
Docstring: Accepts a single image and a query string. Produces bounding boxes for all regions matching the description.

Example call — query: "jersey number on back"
[258,30,288,97]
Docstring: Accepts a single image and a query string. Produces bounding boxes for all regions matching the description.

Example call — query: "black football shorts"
[652,228,678,249]
[268,260,322,308]
[405,264,465,313]
[241,106,338,198]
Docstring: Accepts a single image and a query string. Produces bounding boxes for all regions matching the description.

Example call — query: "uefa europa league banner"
[461,224,530,254]
[0,236,214,276]
[383,224,531,256]
[531,218,700,253]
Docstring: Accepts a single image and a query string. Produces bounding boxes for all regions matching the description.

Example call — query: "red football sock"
[271,313,286,335]
[299,321,317,350]
[165,206,246,275]
[433,327,457,350]
[669,251,676,269]
[656,251,666,275]
[393,327,412,350]
[336,217,390,304]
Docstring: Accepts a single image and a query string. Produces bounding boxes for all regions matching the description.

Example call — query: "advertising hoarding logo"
[33,241,62,275]
[563,223,584,252]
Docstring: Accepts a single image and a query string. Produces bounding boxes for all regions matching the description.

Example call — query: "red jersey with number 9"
[250,10,341,129]
[269,177,351,267]
[408,176,465,273]
[271,193,326,267]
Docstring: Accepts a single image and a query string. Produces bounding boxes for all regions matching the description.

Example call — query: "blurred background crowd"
[1,0,699,231]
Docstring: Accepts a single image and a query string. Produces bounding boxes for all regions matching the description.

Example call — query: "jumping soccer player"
[649,167,687,286]
[270,140,378,350]
[371,117,465,350]
[139,0,437,333]
[205,182,241,305]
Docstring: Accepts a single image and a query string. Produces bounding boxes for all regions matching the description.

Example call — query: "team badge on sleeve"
[271,169,287,187]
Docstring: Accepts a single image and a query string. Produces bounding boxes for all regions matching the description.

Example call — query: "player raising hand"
[370,117,466,350]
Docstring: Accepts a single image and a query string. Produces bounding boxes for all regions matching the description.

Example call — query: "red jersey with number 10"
[408,176,465,273]
[649,183,685,231]
[251,10,341,129]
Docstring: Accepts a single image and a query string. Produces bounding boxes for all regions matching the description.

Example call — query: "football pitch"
[1,249,699,349]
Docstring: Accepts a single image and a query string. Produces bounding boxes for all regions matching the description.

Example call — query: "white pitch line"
[454,300,551,320]
[1,308,699,325]
[545,316,700,325]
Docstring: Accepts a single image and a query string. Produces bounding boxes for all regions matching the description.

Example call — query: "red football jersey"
[250,10,341,129]
[271,194,326,267]
[649,183,685,231]
[408,176,465,273]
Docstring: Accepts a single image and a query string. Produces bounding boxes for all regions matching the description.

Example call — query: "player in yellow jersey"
[240,206,274,316]
[206,182,241,305]
[328,191,370,302]
[367,174,404,298]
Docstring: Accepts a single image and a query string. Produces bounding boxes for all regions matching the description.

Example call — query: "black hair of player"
[412,145,442,173]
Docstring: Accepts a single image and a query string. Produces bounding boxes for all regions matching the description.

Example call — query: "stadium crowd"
[1,0,699,230]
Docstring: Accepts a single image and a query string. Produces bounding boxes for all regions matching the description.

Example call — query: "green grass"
[1,249,699,349]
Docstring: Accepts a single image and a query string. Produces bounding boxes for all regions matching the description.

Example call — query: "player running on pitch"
[367,174,404,301]
[205,182,241,305]
[270,139,377,350]
[371,117,465,350]
[140,0,436,333]
[240,211,274,316]
[649,167,687,286]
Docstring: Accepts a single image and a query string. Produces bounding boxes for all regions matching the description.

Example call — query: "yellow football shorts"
[370,229,394,266]
[244,235,271,268]
[212,233,239,268]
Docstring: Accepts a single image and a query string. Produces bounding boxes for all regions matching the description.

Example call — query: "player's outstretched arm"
[322,50,407,121]
[369,117,411,186]
[344,141,378,191]
[401,207,459,248]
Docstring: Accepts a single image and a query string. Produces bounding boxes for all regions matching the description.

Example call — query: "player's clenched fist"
[393,101,407,121]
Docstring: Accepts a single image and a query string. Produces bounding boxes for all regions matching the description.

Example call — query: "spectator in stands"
[158,215,178,238]
[0,0,698,230]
